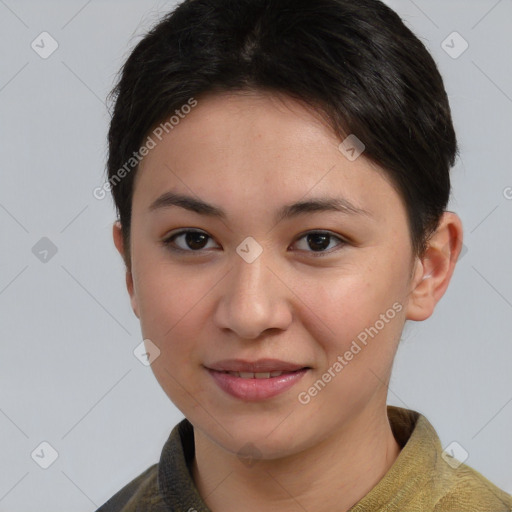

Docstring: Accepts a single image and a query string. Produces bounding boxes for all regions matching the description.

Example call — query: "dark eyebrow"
[148,192,372,221]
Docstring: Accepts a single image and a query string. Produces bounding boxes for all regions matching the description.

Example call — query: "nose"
[213,250,293,340]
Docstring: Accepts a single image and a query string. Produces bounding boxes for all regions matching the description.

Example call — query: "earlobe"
[112,221,140,319]
[405,212,464,321]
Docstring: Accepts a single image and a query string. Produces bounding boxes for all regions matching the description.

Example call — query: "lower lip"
[207,368,309,401]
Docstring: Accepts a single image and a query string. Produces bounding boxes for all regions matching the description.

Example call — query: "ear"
[405,212,464,321]
[112,221,140,319]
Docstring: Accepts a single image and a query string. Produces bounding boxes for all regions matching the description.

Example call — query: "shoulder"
[94,464,168,512]
[386,406,511,511]
[94,418,196,512]
[433,460,512,512]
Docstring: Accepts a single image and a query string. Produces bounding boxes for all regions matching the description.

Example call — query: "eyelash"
[161,229,347,257]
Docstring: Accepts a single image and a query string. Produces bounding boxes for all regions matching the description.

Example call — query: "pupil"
[186,232,208,250]
[308,233,329,251]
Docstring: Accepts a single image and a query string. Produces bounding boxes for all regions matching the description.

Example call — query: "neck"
[191,404,402,512]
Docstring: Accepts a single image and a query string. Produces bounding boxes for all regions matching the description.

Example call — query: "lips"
[205,359,310,401]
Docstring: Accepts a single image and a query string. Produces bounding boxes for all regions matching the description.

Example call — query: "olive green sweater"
[96,406,512,511]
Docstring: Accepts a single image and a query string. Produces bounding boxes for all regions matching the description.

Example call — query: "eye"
[162,229,347,256]
[162,229,219,253]
[291,230,346,255]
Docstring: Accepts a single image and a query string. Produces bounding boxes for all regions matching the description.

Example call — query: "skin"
[113,90,463,512]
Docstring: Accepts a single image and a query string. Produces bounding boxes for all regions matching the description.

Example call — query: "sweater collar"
[347,406,440,510]
[157,406,439,511]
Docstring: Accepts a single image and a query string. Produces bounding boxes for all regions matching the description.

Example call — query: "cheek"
[297,273,404,409]
[132,259,213,353]
[133,263,212,406]
[297,261,405,359]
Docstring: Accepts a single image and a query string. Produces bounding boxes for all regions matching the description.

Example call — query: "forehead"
[136,90,340,176]
[132,91,405,223]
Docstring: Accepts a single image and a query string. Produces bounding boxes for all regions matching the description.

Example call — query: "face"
[117,90,425,459]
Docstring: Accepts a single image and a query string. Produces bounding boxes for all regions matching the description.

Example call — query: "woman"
[97,0,512,510]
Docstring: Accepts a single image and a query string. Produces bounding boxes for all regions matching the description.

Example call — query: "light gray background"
[0,0,511,510]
